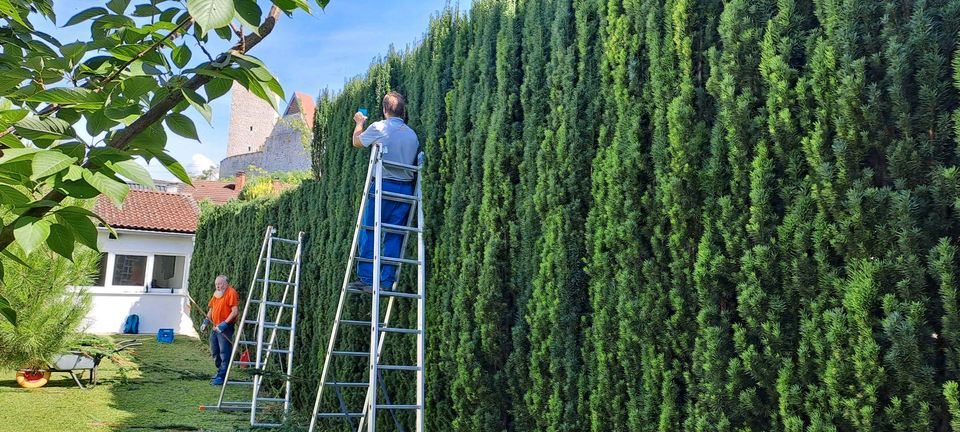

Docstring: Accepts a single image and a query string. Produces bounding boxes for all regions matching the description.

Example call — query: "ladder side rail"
[257,250,298,376]
[415,159,426,432]
[251,234,275,425]
[367,150,384,432]
[358,152,423,431]
[283,232,305,415]
[309,146,380,432]
[357,158,422,432]
[217,225,273,407]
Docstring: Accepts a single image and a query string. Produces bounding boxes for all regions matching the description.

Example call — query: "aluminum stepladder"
[309,143,426,432]
[200,226,304,428]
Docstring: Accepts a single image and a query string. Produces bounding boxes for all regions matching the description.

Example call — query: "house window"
[151,255,185,290]
[93,252,109,286]
[112,255,147,286]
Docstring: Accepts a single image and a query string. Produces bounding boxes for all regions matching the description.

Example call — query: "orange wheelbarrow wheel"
[15,369,51,389]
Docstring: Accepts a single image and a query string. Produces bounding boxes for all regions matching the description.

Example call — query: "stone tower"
[225,82,280,157]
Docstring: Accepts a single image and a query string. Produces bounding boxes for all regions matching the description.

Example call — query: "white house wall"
[78,228,199,337]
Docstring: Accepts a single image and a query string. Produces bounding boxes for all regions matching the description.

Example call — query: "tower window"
[249,126,253,131]
[248,146,251,151]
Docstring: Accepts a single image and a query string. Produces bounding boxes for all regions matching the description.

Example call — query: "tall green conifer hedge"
[189,0,960,429]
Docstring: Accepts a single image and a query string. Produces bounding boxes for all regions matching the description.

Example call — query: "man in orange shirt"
[200,275,239,385]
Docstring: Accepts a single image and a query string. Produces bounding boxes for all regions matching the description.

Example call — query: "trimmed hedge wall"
[190,0,960,430]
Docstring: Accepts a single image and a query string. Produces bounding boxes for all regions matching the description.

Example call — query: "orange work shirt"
[208,286,239,325]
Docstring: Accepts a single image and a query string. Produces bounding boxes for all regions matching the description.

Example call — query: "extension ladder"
[200,226,304,428]
[309,143,426,432]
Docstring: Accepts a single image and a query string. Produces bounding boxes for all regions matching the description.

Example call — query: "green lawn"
[0,335,259,431]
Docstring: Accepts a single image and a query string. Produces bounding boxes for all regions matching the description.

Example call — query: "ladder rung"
[381,159,421,171]
[324,381,368,387]
[380,190,419,203]
[250,299,296,308]
[227,380,254,385]
[254,397,287,403]
[252,423,282,428]
[264,257,296,265]
[382,290,422,299]
[339,319,371,326]
[256,278,297,286]
[266,348,291,355]
[376,404,422,410]
[354,256,422,266]
[361,223,422,234]
[270,237,299,244]
[233,361,258,366]
[333,351,369,357]
[380,327,421,334]
[378,365,421,371]
[316,412,364,418]
[242,320,293,331]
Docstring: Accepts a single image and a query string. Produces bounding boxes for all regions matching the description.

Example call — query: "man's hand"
[200,318,211,332]
[216,322,229,333]
[353,112,368,148]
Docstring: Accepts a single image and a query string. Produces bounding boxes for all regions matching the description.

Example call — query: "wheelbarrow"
[49,339,142,389]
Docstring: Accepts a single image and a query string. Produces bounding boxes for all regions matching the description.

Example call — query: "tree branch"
[0,6,284,253]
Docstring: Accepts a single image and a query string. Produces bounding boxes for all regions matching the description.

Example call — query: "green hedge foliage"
[190,0,960,429]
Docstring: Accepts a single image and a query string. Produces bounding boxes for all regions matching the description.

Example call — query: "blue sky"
[37,1,469,180]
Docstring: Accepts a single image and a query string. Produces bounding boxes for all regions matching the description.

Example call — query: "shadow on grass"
[108,335,255,431]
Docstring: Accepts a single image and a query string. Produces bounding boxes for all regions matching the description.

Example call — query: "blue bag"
[123,314,140,334]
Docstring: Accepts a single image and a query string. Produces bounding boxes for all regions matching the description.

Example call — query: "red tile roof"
[180,180,240,204]
[95,190,199,233]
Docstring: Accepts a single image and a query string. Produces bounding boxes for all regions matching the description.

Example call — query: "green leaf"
[122,76,157,99]
[186,0,236,35]
[165,113,200,141]
[15,116,73,139]
[316,0,329,9]
[63,6,108,27]
[204,77,232,101]
[46,223,74,260]
[30,149,75,180]
[13,217,51,255]
[172,45,193,69]
[0,184,29,206]
[59,41,88,63]
[107,159,153,188]
[106,0,130,14]
[234,0,261,34]
[0,147,40,164]
[155,151,191,184]
[85,110,119,135]
[0,294,16,326]
[0,109,28,129]
[55,209,99,251]
[0,0,31,28]
[82,169,129,206]
[126,123,167,155]
[24,88,106,108]
[132,4,162,17]
[182,88,212,123]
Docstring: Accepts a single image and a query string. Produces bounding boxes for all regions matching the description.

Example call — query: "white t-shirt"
[358,117,420,182]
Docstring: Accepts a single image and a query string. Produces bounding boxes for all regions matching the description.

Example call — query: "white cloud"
[189,153,217,175]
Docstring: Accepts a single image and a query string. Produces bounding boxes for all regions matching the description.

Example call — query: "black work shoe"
[347,281,374,293]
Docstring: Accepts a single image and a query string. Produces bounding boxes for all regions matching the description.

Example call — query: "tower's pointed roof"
[283,91,316,129]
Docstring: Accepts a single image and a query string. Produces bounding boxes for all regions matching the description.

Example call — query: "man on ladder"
[350,91,420,292]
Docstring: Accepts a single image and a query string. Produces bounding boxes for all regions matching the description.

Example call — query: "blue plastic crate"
[156,328,174,344]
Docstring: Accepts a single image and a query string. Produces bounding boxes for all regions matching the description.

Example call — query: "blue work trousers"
[210,323,234,380]
[357,179,415,289]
